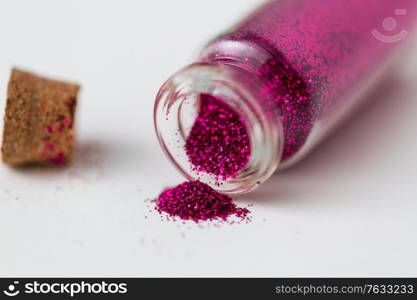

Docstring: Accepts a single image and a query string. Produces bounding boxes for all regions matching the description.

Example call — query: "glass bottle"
[154,0,417,195]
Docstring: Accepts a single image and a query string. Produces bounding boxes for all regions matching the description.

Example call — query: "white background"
[0,0,416,277]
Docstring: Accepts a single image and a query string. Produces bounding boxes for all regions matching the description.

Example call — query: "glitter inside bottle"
[154,0,417,195]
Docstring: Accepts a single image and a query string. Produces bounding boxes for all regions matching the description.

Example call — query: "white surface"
[0,0,417,277]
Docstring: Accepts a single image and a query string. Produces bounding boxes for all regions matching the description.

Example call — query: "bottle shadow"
[240,66,417,206]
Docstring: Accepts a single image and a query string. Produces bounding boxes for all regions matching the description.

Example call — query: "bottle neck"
[154,41,284,195]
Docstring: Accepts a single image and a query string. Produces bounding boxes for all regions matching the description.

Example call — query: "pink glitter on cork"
[40,116,74,164]
[154,0,417,220]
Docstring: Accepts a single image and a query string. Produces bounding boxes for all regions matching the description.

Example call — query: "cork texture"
[1,68,79,166]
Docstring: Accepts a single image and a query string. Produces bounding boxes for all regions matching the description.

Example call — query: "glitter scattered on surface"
[185,94,251,179]
[155,181,250,223]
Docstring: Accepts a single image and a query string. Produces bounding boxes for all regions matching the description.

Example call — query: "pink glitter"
[48,152,65,164]
[199,0,417,161]
[185,94,251,179]
[44,126,52,134]
[39,118,74,164]
[154,0,417,220]
[155,181,250,222]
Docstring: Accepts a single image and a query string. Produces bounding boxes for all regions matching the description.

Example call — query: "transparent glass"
[154,60,284,195]
[154,0,417,195]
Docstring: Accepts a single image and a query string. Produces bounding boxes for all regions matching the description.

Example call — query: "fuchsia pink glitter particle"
[185,94,251,179]
[155,181,250,222]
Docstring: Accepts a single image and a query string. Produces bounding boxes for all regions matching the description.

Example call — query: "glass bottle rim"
[154,62,284,195]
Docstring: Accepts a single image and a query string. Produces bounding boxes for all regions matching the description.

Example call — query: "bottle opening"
[154,63,283,195]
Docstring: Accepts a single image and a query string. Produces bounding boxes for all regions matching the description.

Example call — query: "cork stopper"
[1,68,80,166]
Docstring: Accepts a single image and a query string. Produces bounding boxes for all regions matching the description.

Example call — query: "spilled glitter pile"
[155,94,251,223]
[155,181,250,222]
[185,93,251,180]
